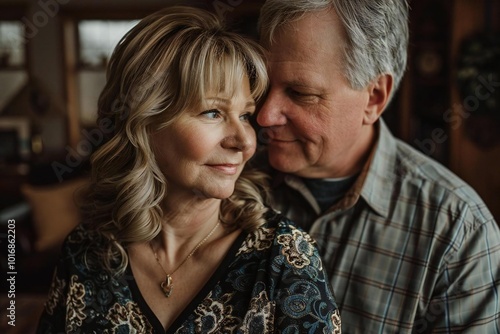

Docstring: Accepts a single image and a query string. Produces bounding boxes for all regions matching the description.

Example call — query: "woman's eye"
[201,109,221,119]
[240,112,254,122]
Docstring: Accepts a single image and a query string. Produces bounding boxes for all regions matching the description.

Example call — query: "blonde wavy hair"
[79,6,269,275]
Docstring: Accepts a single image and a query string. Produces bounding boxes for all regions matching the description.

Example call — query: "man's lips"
[270,138,296,143]
[267,134,298,144]
[261,129,297,143]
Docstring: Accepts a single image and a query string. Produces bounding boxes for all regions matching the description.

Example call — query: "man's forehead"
[265,36,343,74]
[267,14,344,59]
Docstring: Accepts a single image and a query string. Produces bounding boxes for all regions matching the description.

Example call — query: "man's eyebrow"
[285,78,324,89]
[286,79,310,87]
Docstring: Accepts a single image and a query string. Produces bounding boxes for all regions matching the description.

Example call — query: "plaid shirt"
[264,120,500,333]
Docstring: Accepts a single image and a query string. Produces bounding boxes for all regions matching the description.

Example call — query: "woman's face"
[152,75,257,201]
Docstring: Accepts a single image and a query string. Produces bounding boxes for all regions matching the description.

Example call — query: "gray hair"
[259,0,409,95]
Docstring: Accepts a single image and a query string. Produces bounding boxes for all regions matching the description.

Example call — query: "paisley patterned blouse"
[37,212,341,333]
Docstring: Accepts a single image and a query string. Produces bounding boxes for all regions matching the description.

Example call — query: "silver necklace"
[150,221,220,298]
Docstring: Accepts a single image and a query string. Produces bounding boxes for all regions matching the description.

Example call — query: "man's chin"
[268,154,304,174]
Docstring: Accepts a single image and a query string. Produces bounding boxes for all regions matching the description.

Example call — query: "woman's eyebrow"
[206,97,256,108]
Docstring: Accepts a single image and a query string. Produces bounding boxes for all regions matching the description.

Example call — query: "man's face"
[257,8,376,178]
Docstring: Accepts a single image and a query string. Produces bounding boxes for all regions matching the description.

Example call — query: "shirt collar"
[356,119,397,218]
[270,119,396,218]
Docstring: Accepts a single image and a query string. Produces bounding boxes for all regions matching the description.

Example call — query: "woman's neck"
[162,192,221,225]
[153,197,222,264]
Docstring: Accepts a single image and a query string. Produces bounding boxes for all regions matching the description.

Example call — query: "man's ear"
[363,74,393,125]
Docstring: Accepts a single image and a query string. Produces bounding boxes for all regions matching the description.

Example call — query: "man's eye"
[201,109,221,119]
[287,88,309,97]
[290,90,308,97]
[287,88,318,103]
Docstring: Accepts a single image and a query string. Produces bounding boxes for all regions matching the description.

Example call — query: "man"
[255,0,500,332]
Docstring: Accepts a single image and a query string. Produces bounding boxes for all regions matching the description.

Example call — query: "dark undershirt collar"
[302,174,358,213]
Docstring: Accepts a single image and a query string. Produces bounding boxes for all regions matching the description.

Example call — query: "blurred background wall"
[0,0,499,219]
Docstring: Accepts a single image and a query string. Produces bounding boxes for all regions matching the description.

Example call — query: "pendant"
[160,275,173,297]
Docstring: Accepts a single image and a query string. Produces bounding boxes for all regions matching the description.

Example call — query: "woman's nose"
[221,122,255,152]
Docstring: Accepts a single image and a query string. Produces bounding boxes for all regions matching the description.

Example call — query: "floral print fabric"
[37,212,341,333]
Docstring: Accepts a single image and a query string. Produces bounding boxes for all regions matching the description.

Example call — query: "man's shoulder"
[393,138,474,196]
[390,137,493,223]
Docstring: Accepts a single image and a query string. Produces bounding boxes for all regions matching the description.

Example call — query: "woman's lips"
[206,164,239,175]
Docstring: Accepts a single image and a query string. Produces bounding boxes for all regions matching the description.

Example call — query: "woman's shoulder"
[239,209,318,258]
[262,209,316,243]
[58,223,102,272]
[264,210,321,267]
[61,223,92,252]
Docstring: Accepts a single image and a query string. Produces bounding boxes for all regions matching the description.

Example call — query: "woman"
[37,6,341,333]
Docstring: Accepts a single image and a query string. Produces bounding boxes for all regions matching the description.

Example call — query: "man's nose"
[256,90,287,127]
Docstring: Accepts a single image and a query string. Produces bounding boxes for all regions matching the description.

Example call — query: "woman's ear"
[363,74,393,125]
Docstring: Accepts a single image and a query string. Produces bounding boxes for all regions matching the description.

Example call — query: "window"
[0,21,25,67]
[78,20,138,67]
[0,21,28,112]
[75,20,138,126]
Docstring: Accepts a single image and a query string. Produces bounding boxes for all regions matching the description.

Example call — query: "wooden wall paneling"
[61,17,80,148]
[450,0,500,221]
